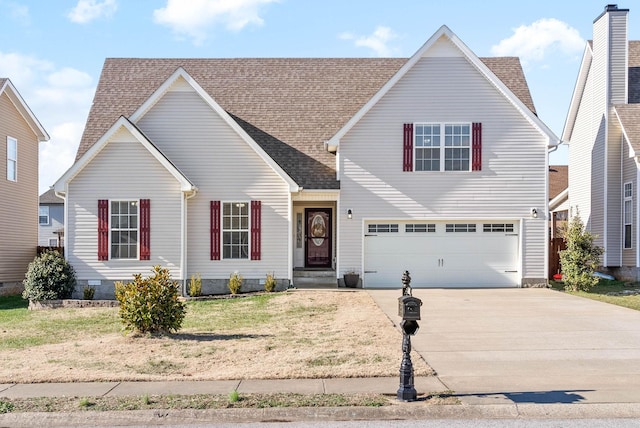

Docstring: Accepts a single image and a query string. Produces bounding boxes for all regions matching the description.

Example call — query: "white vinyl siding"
[66,127,184,280]
[622,139,636,266]
[136,80,290,280]
[338,49,548,284]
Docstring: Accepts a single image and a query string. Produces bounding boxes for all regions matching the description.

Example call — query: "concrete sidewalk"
[0,376,445,398]
[369,287,640,406]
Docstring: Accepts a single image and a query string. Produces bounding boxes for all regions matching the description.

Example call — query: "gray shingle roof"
[77,57,537,189]
[39,188,63,204]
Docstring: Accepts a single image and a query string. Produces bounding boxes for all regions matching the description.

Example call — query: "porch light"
[531,208,538,218]
[347,209,353,219]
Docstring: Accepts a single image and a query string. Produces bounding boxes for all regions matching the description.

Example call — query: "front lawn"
[549,279,640,311]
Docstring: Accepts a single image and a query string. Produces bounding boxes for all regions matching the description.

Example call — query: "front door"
[305,208,331,268]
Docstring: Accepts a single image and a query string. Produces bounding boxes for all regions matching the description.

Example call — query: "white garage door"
[364,221,519,288]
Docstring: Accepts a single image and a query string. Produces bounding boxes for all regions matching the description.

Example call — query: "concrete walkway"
[368,287,640,406]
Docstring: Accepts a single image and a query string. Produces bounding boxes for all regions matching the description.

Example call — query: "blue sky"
[1,0,639,194]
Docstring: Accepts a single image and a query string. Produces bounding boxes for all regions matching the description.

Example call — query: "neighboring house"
[549,165,569,239]
[563,4,640,281]
[0,78,49,295]
[54,25,559,298]
[38,188,64,247]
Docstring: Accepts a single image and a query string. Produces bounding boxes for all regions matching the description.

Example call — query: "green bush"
[188,273,202,297]
[560,213,604,292]
[114,266,186,334]
[22,250,76,301]
[264,272,277,292]
[228,272,243,295]
[83,286,95,300]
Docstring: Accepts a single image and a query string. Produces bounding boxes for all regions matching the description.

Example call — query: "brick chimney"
[593,4,629,105]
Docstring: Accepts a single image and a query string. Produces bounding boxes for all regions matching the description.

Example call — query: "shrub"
[228,272,243,295]
[188,273,202,297]
[264,272,277,292]
[83,286,95,300]
[114,265,186,334]
[560,213,604,292]
[22,250,76,301]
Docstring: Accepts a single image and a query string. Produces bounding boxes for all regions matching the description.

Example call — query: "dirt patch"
[0,290,433,383]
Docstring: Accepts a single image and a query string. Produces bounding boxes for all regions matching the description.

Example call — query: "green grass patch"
[550,279,640,311]
[183,293,280,330]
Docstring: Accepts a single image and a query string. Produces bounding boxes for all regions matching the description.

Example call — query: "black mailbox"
[398,295,422,321]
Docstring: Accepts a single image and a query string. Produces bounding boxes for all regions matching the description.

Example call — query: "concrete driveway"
[368,288,640,405]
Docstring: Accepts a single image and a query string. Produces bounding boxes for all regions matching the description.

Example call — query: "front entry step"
[292,269,337,288]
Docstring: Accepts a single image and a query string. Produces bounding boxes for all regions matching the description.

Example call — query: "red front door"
[305,209,331,268]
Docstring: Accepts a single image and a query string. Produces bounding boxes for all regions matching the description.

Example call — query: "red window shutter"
[251,200,262,260]
[403,123,414,171]
[98,199,109,261]
[139,199,151,260]
[472,122,482,171]
[210,201,220,260]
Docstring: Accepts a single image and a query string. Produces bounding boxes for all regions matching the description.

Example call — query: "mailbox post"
[397,271,422,402]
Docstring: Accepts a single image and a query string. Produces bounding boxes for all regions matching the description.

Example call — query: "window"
[223,202,249,259]
[446,223,476,232]
[368,224,399,233]
[39,206,50,225]
[111,200,138,259]
[405,223,436,233]
[415,123,470,171]
[483,223,514,233]
[624,182,633,249]
[48,238,58,246]
[7,137,17,181]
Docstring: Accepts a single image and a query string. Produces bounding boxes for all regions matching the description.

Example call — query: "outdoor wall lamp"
[347,209,353,219]
[531,208,538,218]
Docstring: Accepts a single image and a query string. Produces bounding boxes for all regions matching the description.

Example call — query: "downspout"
[182,187,198,296]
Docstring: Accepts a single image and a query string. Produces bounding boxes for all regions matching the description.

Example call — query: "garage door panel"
[364,221,519,288]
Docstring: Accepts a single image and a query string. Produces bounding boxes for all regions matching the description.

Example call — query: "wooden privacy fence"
[549,237,566,279]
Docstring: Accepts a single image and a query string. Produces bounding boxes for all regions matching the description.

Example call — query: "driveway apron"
[368,288,640,405]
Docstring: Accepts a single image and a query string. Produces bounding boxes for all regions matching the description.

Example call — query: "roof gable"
[53,116,195,194]
[76,34,546,189]
[327,25,558,149]
[129,67,299,192]
[0,78,49,142]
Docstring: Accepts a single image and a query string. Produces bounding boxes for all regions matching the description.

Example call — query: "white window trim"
[7,136,17,182]
[110,199,140,260]
[624,182,633,250]
[48,238,58,246]
[222,201,250,260]
[414,122,472,172]
[39,206,50,225]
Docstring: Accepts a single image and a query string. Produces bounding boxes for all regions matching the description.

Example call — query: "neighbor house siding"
[622,137,636,267]
[0,91,38,283]
[66,127,184,281]
[338,53,548,283]
[135,80,290,281]
[38,203,64,246]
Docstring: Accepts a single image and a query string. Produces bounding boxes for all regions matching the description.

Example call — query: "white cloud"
[153,0,278,45]
[491,18,584,64]
[0,52,94,193]
[67,0,117,24]
[5,2,30,25]
[340,26,399,57]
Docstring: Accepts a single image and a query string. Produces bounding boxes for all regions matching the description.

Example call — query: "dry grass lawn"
[0,290,433,383]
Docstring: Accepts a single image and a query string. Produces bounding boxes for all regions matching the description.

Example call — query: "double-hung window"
[223,202,249,259]
[415,123,470,171]
[7,136,17,181]
[111,200,138,259]
[624,182,633,249]
[39,206,50,225]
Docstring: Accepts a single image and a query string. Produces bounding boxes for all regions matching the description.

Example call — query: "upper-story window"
[7,136,17,181]
[415,123,470,171]
[39,206,50,225]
